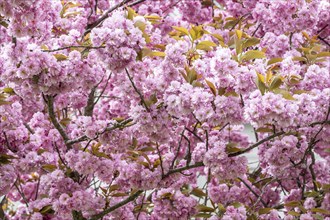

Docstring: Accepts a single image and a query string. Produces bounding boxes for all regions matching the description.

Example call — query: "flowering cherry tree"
[0,0,330,219]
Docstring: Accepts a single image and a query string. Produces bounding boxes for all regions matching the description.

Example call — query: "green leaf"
[39,205,54,215]
[191,188,207,198]
[256,72,266,95]
[196,41,217,51]
[3,87,15,95]
[235,30,243,40]
[304,191,319,197]
[194,213,212,218]
[139,146,155,152]
[172,26,190,36]
[267,57,283,65]
[235,38,243,55]
[287,211,301,217]
[112,192,129,197]
[196,205,215,212]
[149,51,166,57]
[311,208,330,215]
[284,201,301,207]
[54,54,68,61]
[317,51,330,57]
[273,89,296,100]
[292,56,307,62]
[126,7,136,20]
[205,79,217,96]
[258,208,273,215]
[269,75,283,91]
[256,127,273,133]
[59,118,71,127]
[242,37,260,49]
[241,50,266,61]
[134,21,146,32]
[42,164,57,172]
[189,25,205,41]
[0,154,16,165]
[109,184,120,192]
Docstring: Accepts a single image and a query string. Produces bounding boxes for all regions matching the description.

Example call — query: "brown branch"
[66,118,133,146]
[45,95,71,149]
[83,0,133,37]
[238,177,267,207]
[156,143,165,178]
[228,131,285,157]
[162,161,204,179]
[84,87,97,117]
[125,68,149,111]
[128,0,147,7]
[318,36,330,47]
[90,190,143,220]
[42,45,105,52]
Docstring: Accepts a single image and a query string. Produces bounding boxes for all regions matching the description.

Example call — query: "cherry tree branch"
[125,68,150,111]
[90,190,143,220]
[83,0,134,37]
[228,131,286,157]
[66,118,133,146]
[45,95,71,149]
[84,87,97,117]
[162,161,204,179]
[42,45,105,52]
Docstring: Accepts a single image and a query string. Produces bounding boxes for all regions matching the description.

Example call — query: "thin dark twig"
[156,143,165,177]
[163,161,204,179]
[171,129,185,169]
[238,177,267,207]
[90,190,143,220]
[185,127,203,142]
[84,0,134,37]
[125,68,149,111]
[318,36,330,47]
[228,131,285,157]
[42,45,105,52]
[128,0,147,7]
[14,180,29,207]
[34,177,40,200]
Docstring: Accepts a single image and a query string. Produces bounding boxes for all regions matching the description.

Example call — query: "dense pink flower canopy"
[0,0,330,219]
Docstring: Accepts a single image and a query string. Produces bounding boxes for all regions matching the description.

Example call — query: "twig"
[45,95,71,148]
[14,181,29,207]
[170,129,185,169]
[238,177,267,207]
[24,123,35,134]
[228,131,285,157]
[156,143,164,178]
[66,118,133,146]
[90,190,143,220]
[128,0,147,7]
[84,0,134,37]
[125,68,149,111]
[318,36,330,47]
[163,161,204,179]
[185,127,203,142]
[42,45,105,52]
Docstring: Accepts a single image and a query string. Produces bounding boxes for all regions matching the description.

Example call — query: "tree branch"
[125,68,149,111]
[45,95,71,149]
[163,161,204,179]
[66,118,133,146]
[83,0,133,37]
[228,131,285,157]
[90,190,143,220]
[84,87,96,117]
[42,45,105,52]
